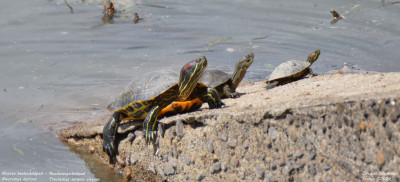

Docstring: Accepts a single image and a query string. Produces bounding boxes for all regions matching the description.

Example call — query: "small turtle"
[103,57,224,159]
[200,53,254,98]
[265,50,320,89]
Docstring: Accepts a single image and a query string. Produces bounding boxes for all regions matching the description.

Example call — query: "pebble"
[134,130,144,138]
[308,165,317,176]
[254,166,265,179]
[210,162,221,174]
[213,154,219,163]
[221,163,227,172]
[293,161,305,169]
[265,171,274,182]
[264,137,272,148]
[219,133,228,142]
[268,128,278,141]
[126,132,135,142]
[308,152,316,160]
[148,163,156,174]
[242,139,250,149]
[285,163,294,175]
[279,154,286,166]
[207,141,214,154]
[181,155,191,166]
[88,146,95,153]
[295,150,304,159]
[130,153,138,165]
[196,173,206,181]
[270,162,277,170]
[322,164,331,171]
[376,151,385,169]
[227,137,238,148]
[123,168,131,180]
[360,121,367,131]
[176,120,184,138]
[116,156,125,167]
[157,166,167,181]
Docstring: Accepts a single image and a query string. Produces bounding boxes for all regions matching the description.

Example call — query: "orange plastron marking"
[158,97,203,117]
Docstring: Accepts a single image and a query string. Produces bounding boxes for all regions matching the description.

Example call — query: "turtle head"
[231,52,254,88]
[178,56,207,100]
[307,50,320,64]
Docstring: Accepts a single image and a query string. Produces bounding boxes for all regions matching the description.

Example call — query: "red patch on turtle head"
[309,53,315,58]
[183,62,195,71]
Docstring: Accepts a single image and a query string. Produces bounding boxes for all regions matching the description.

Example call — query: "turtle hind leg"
[102,111,124,162]
[266,81,279,89]
[143,105,162,142]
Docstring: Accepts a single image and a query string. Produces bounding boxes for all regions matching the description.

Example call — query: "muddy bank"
[58,72,400,181]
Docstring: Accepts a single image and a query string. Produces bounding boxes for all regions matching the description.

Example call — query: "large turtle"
[265,50,320,89]
[102,57,224,159]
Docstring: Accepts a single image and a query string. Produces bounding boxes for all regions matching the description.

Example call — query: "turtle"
[107,53,254,114]
[102,56,224,159]
[200,52,254,98]
[265,50,320,89]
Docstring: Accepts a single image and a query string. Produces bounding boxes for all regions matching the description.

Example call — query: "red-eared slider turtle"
[200,53,254,98]
[107,53,254,114]
[103,57,224,159]
[265,50,320,89]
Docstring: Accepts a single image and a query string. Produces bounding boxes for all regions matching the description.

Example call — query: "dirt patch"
[58,72,400,181]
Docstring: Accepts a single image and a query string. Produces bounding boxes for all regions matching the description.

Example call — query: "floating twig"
[64,0,73,14]
[134,12,143,24]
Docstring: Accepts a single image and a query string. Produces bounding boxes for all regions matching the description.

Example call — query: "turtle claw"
[145,130,157,142]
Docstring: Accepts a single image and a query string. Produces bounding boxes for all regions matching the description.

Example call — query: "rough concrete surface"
[58,72,400,181]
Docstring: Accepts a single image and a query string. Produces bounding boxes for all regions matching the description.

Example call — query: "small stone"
[336,103,345,115]
[285,163,294,175]
[123,168,131,180]
[164,158,177,175]
[219,133,228,142]
[360,121,367,131]
[134,130,144,137]
[196,173,206,181]
[130,153,138,165]
[176,120,184,138]
[295,150,304,159]
[308,152,316,160]
[255,166,265,179]
[169,157,178,169]
[376,151,385,169]
[308,165,317,176]
[210,162,221,174]
[148,163,156,174]
[230,150,235,156]
[213,154,219,163]
[228,137,237,148]
[264,137,272,148]
[286,114,294,125]
[126,132,135,142]
[116,156,125,167]
[221,163,227,172]
[265,171,274,182]
[157,166,167,181]
[181,155,191,166]
[279,154,286,166]
[268,128,278,141]
[207,141,214,154]
[293,161,305,169]
[242,140,250,149]
[88,146,95,153]
[270,162,277,170]
[322,164,331,171]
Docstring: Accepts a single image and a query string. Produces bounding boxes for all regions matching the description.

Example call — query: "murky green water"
[0,0,399,180]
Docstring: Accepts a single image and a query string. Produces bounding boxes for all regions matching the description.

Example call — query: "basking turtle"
[107,53,254,112]
[103,57,224,159]
[265,50,320,89]
[200,53,254,98]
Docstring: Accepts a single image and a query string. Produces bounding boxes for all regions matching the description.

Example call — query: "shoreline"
[58,72,400,181]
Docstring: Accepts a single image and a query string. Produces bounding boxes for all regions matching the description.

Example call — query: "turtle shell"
[266,60,312,83]
[107,71,178,111]
[199,69,231,88]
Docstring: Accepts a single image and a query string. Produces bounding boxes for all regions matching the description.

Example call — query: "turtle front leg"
[143,105,162,141]
[102,111,122,161]
[201,88,225,109]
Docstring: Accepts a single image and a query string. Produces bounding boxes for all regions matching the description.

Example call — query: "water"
[0,0,399,180]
